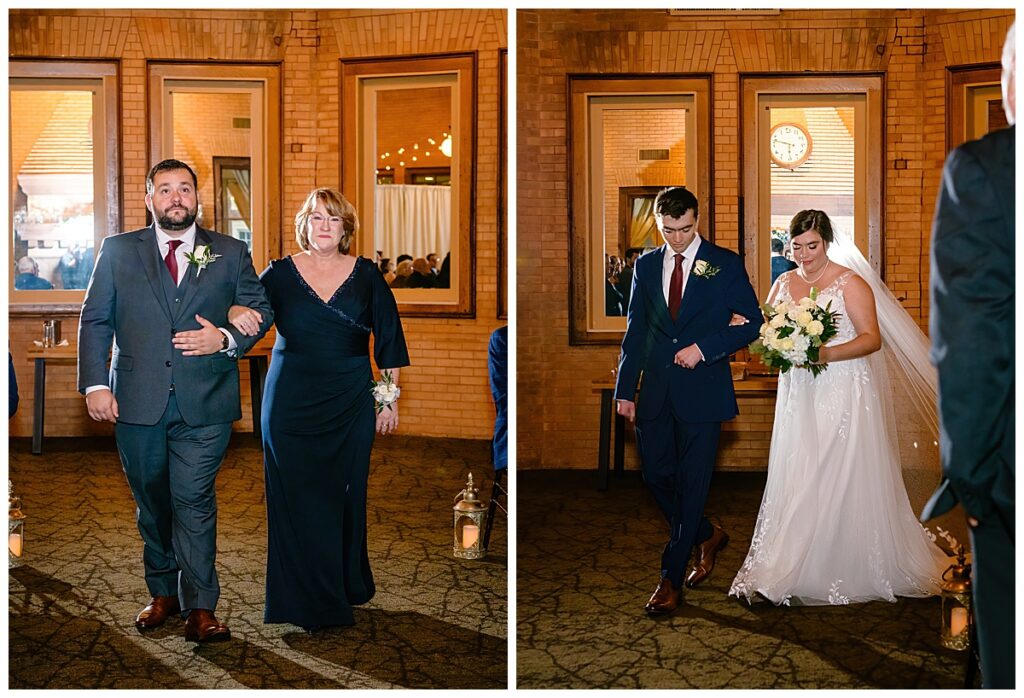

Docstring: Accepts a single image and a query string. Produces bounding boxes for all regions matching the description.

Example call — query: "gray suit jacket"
[78,225,273,426]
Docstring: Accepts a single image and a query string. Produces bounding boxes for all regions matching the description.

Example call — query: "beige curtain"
[224,169,252,230]
[629,197,658,249]
[374,184,452,259]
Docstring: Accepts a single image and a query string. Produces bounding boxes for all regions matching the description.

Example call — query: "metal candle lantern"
[9,481,25,569]
[940,545,972,651]
[453,473,487,560]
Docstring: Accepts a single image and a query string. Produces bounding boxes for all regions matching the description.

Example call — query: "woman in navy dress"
[232,187,408,630]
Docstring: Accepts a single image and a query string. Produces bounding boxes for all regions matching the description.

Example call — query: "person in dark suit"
[78,159,273,643]
[769,237,797,285]
[9,351,19,418]
[922,21,1015,689]
[617,247,641,313]
[615,186,761,615]
[488,326,508,472]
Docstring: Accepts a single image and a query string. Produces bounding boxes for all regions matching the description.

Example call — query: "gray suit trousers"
[115,392,231,611]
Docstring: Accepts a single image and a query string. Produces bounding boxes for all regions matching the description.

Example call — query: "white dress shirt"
[660,235,705,362]
[662,234,702,306]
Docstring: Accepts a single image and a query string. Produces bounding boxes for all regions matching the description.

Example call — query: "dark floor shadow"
[283,607,506,688]
[10,605,202,689]
[681,599,961,689]
[193,638,347,689]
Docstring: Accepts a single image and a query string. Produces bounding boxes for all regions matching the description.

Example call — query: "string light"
[377,133,451,165]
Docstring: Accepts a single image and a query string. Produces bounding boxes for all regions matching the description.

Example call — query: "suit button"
[672,339,678,344]
[165,361,172,367]
[174,298,181,303]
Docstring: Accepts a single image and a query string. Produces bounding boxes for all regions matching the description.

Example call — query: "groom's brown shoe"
[184,609,231,643]
[644,577,682,616]
[135,595,181,630]
[685,523,729,588]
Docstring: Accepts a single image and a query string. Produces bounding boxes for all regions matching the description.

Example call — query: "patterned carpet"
[9,435,507,689]
[517,469,969,689]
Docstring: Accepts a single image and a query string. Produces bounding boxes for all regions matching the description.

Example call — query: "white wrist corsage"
[184,244,222,277]
[371,369,400,414]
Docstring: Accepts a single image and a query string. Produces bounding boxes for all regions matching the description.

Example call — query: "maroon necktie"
[668,253,684,321]
[164,239,183,283]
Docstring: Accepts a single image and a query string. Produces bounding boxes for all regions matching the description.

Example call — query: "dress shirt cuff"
[218,328,237,353]
[695,344,706,363]
[84,385,109,395]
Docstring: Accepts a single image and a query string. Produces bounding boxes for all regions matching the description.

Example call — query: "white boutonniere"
[692,259,721,279]
[371,369,401,414]
[184,244,222,277]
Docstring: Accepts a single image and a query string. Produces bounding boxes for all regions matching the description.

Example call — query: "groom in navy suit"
[615,187,761,615]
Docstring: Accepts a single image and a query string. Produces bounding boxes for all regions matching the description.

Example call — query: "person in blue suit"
[770,237,797,285]
[488,326,508,472]
[615,186,761,616]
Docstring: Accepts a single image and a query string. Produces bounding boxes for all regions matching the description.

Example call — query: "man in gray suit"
[78,159,273,643]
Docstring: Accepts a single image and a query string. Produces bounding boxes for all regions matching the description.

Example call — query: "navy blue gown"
[260,255,409,627]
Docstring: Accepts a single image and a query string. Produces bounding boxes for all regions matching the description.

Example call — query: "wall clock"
[769,122,812,169]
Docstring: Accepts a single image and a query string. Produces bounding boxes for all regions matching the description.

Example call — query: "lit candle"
[950,607,968,637]
[462,524,479,549]
[9,532,23,558]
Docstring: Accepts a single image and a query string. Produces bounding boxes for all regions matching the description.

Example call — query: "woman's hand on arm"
[228,305,263,336]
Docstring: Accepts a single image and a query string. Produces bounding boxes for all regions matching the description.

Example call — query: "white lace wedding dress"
[729,270,949,606]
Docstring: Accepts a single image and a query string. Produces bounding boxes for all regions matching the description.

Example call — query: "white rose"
[792,334,810,352]
[770,313,787,329]
[193,244,208,259]
[759,322,770,335]
[786,306,803,322]
[694,260,709,276]
[796,311,813,327]
[779,337,795,351]
[806,320,825,336]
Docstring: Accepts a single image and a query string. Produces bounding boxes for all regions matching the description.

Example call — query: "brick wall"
[517,8,1014,469]
[8,8,507,441]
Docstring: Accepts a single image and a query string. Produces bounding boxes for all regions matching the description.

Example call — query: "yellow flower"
[807,320,825,336]
[796,311,813,326]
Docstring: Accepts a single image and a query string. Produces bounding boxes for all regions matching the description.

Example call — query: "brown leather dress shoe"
[184,609,231,643]
[685,523,729,588]
[644,577,682,616]
[135,595,182,630]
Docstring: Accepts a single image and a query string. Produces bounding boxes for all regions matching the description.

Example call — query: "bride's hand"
[814,346,831,364]
[376,403,399,435]
[228,305,262,336]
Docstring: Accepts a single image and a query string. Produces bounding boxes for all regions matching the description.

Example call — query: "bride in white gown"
[729,210,949,606]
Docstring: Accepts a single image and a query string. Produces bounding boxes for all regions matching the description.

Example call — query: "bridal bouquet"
[749,289,840,377]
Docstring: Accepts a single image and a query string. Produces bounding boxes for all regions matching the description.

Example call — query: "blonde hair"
[294,188,359,254]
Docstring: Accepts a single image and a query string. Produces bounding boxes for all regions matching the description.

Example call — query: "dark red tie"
[668,253,684,321]
[164,239,183,283]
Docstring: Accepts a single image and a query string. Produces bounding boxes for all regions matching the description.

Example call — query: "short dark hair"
[396,254,413,265]
[788,209,835,244]
[653,187,699,219]
[625,247,642,262]
[147,159,198,194]
[771,238,785,254]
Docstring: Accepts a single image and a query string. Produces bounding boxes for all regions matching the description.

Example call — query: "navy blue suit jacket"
[614,240,761,422]
[924,125,1014,524]
[488,326,508,471]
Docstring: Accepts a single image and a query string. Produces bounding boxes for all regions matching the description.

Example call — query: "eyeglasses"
[309,213,343,227]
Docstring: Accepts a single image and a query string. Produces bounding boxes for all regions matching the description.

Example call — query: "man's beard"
[156,206,197,232]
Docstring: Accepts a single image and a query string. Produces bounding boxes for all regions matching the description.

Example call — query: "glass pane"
[171,91,252,237]
[375,86,452,289]
[11,89,95,290]
[599,105,687,317]
[768,106,855,287]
